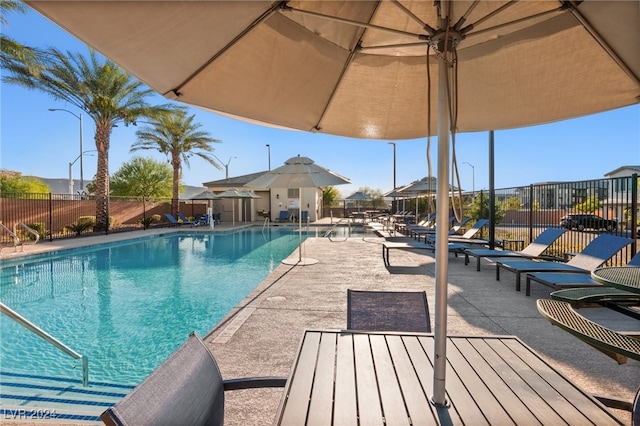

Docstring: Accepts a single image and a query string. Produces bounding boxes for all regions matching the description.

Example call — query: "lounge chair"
[526,251,640,302]
[407,215,454,238]
[177,212,199,226]
[382,240,468,265]
[495,234,633,293]
[164,213,186,227]
[432,218,489,242]
[101,332,286,426]
[347,289,431,332]
[464,228,567,271]
[275,210,289,222]
[536,299,640,364]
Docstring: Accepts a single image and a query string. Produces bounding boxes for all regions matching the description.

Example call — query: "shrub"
[15,223,47,241]
[64,221,94,236]
[138,214,161,230]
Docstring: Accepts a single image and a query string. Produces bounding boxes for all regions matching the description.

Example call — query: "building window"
[288,188,299,198]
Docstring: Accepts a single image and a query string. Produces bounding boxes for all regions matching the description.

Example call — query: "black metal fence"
[0,194,209,243]
[1,174,638,263]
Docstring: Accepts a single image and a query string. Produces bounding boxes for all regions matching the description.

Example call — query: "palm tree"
[1,1,43,75]
[3,48,172,231]
[131,108,222,215]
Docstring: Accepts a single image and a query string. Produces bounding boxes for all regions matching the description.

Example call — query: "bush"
[78,216,96,227]
[138,214,161,230]
[64,221,94,236]
[15,223,47,241]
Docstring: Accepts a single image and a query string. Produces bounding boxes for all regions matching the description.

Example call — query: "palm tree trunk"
[172,157,180,216]
[94,126,110,232]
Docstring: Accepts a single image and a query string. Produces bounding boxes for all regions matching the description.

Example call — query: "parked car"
[560,214,617,231]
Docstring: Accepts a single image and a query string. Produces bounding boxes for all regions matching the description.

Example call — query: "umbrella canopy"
[213,188,261,225]
[28,0,639,405]
[246,155,350,265]
[189,190,218,200]
[27,1,639,139]
[345,191,372,201]
[345,191,372,213]
[246,155,350,189]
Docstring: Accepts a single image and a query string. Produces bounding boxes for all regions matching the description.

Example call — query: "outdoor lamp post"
[212,154,236,179]
[68,151,96,195]
[463,161,475,198]
[266,144,271,171]
[50,108,84,191]
[388,141,396,211]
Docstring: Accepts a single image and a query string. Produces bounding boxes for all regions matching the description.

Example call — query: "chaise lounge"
[495,234,633,294]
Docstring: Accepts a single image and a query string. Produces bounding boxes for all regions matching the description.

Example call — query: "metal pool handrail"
[0,302,89,386]
[0,222,21,253]
[13,222,39,244]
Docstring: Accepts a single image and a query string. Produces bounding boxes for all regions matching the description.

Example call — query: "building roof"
[604,165,640,176]
[202,171,269,189]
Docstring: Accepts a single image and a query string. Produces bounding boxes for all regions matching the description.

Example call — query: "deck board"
[275,331,623,425]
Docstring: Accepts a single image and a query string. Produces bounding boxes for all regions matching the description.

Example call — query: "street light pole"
[388,141,396,213]
[388,142,396,189]
[463,161,475,197]
[212,154,236,179]
[50,108,84,191]
[266,144,271,170]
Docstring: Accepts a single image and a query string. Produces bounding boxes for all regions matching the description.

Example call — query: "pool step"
[0,371,133,423]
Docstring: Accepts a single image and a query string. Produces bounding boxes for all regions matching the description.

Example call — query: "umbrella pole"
[432,48,450,406]
[299,188,302,262]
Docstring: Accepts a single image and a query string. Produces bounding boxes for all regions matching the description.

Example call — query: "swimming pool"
[0,228,305,385]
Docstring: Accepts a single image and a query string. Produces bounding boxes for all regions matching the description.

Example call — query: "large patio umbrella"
[28,0,639,404]
[344,191,372,213]
[189,190,219,229]
[245,155,350,265]
[212,188,260,226]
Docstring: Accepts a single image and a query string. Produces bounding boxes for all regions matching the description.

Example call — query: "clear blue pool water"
[0,229,305,385]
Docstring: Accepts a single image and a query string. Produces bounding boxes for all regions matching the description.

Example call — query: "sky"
[1,7,639,199]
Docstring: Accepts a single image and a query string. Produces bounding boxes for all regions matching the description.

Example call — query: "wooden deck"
[274,330,623,425]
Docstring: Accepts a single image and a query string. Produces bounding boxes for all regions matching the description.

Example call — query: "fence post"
[632,174,638,256]
[48,193,53,242]
[528,184,534,242]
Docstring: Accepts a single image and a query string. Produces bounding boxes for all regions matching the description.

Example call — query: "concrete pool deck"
[2,222,638,425]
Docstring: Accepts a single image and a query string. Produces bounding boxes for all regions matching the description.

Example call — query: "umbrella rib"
[564,1,640,87]
[281,4,428,41]
[164,1,285,98]
[463,6,563,40]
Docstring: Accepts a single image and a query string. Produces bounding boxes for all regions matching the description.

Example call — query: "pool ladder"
[0,302,89,387]
[0,222,40,255]
[0,222,21,253]
[324,219,351,241]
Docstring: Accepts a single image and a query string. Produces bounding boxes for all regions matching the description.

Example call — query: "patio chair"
[424,218,491,245]
[177,212,199,226]
[382,240,469,265]
[536,299,640,364]
[407,215,456,238]
[464,228,567,271]
[592,387,640,426]
[164,213,186,227]
[525,251,640,302]
[275,210,289,222]
[101,332,286,426]
[347,289,431,332]
[496,234,633,294]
